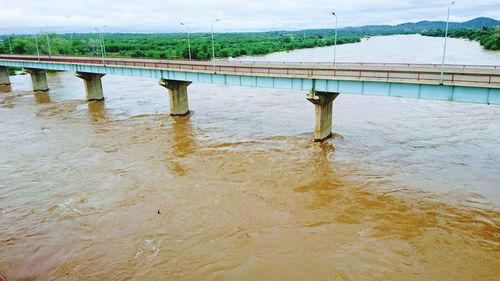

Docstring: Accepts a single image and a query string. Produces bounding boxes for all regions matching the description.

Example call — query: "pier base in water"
[25,68,49,91]
[76,72,105,101]
[0,67,10,86]
[159,79,191,116]
[307,91,339,142]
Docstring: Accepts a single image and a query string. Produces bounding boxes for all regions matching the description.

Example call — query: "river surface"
[0,34,499,280]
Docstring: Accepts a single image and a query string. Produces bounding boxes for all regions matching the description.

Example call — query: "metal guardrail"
[225,60,500,70]
[1,55,499,87]
[2,54,499,69]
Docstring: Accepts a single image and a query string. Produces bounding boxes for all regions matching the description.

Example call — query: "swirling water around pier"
[0,35,499,280]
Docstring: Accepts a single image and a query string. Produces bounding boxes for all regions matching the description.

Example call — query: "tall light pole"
[94,25,107,65]
[34,34,40,62]
[101,25,107,59]
[180,22,192,60]
[440,1,455,84]
[211,19,220,73]
[7,35,12,54]
[45,33,52,57]
[332,12,338,65]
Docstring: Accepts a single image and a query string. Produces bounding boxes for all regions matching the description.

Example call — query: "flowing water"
[0,34,499,280]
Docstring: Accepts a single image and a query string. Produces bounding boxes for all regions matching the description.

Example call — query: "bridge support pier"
[75,72,105,101]
[25,68,49,91]
[159,79,191,116]
[0,67,10,85]
[307,91,339,142]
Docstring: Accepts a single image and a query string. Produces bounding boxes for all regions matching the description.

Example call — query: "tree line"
[421,27,500,50]
[0,31,360,60]
[2,26,496,62]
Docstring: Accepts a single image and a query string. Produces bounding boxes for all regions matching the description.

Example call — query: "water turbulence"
[1,36,500,280]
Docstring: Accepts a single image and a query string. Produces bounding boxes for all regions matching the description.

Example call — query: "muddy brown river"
[0,35,499,280]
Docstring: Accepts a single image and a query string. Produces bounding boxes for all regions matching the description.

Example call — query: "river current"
[0,34,499,280]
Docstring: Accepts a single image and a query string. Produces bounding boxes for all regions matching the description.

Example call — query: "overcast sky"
[0,0,498,34]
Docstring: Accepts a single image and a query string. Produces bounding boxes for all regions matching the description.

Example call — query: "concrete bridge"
[0,54,499,141]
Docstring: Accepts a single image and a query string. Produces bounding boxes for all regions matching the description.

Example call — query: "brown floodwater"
[1,35,499,280]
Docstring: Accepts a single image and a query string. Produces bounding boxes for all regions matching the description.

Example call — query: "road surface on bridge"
[1,54,499,89]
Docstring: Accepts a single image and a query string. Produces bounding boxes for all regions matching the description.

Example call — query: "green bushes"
[421,27,500,50]
[7,67,20,75]
[0,31,360,60]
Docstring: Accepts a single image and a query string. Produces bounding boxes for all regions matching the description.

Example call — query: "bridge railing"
[1,55,499,87]
[226,60,500,70]
[1,54,499,70]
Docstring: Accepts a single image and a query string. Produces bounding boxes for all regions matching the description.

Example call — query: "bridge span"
[0,54,499,141]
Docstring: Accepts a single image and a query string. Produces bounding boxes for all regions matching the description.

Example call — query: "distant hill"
[299,17,500,37]
[340,17,499,36]
[458,17,500,28]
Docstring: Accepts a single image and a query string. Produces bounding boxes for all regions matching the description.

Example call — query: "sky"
[0,0,498,34]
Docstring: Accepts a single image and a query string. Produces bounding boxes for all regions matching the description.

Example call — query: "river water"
[0,34,499,280]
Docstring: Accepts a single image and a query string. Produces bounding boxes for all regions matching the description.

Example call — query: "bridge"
[0,54,499,141]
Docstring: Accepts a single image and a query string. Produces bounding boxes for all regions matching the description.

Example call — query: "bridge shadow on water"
[292,140,346,210]
[169,114,196,158]
[34,91,52,104]
[87,100,107,124]
[162,114,197,176]
[0,84,11,93]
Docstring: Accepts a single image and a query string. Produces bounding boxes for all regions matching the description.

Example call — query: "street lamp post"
[45,33,52,57]
[180,22,192,60]
[101,26,107,59]
[94,26,107,65]
[211,19,220,73]
[440,1,455,84]
[7,35,12,54]
[34,34,40,62]
[332,12,338,65]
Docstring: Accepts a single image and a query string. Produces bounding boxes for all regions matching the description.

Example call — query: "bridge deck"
[1,54,499,105]
[1,54,499,88]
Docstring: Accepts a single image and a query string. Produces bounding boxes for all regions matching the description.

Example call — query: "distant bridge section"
[0,55,499,140]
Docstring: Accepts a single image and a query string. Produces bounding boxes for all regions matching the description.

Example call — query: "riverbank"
[421,27,500,51]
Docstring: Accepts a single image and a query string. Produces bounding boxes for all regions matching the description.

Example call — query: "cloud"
[0,0,498,34]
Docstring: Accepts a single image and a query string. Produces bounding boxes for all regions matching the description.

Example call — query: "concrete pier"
[0,67,10,85]
[159,79,191,116]
[75,72,105,100]
[307,91,339,141]
[25,68,49,91]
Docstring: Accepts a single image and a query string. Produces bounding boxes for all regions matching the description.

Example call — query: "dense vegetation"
[421,27,500,50]
[0,31,359,60]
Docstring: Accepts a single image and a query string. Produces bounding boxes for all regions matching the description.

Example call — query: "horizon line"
[1,16,498,36]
